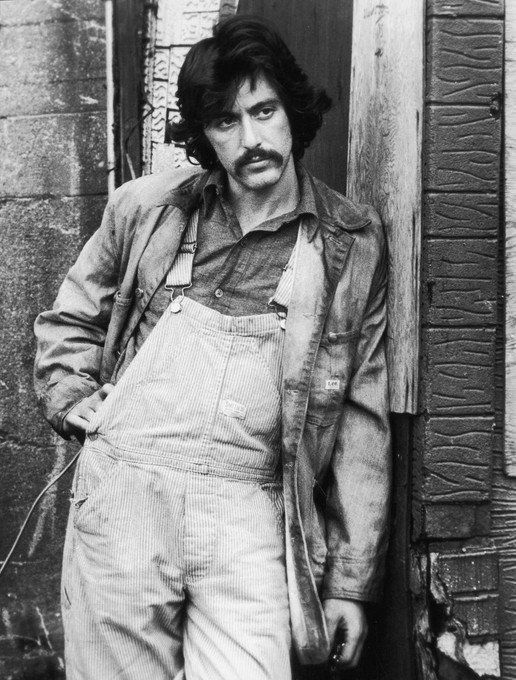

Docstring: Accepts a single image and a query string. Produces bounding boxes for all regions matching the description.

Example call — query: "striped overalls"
[61,215,298,679]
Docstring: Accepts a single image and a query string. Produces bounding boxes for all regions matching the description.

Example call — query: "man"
[34,15,391,680]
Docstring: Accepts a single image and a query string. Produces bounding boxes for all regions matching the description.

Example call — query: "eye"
[256,106,276,120]
[215,116,236,129]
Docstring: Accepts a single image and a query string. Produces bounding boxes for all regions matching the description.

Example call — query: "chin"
[240,170,282,191]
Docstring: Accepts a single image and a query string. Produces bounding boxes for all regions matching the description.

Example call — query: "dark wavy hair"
[168,15,332,169]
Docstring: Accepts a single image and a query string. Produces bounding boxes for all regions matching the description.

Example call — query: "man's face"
[204,75,294,195]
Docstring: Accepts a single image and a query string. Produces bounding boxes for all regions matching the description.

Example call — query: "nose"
[240,115,260,149]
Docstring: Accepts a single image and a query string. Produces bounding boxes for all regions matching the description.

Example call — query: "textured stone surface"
[454,594,500,637]
[417,416,494,503]
[425,105,501,192]
[427,18,502,104]
[0,112,107,197]
[0,195,106,439]
[423,238,498,326]
[0,19,106,117]
[427,0,503,16]
[0,0,103,24]
[424,503,491,538]
[422,328,496,416]
[424,192,499,238]
[434,547,499,593]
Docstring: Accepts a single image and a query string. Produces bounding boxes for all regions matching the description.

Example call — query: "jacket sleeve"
[322,222,392,602]
[34,198,120,436]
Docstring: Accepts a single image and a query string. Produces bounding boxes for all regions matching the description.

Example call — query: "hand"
[324,598,367,670]
[63,384,114,434]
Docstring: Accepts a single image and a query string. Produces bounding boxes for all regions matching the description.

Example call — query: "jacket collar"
[154,165,371,238]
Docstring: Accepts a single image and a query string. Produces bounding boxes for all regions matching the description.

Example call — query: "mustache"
[235,148,283,171]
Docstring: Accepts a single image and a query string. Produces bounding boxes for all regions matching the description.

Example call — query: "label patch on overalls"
[221,399,247,419]
[326,379,340,390]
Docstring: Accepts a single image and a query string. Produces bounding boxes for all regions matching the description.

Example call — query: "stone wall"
[0,1,107,676]
[414,0,504,677]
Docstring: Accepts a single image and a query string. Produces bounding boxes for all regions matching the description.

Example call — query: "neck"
[227,158,300,234]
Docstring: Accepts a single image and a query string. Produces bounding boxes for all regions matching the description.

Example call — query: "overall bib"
[62,217,298,680]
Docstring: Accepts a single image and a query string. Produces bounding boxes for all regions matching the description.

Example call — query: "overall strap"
[268,221,302,310]
[165,209,200,289]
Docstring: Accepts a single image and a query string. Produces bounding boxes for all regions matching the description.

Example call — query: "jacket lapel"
[135,205,189,296]
[282,219,356,455]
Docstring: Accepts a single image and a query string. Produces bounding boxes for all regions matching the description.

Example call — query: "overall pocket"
[71,444,121,531]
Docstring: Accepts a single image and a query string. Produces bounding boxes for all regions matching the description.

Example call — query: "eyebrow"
[214,98,281,121]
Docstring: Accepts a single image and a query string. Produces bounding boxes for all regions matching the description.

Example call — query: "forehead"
[229,75,281,111]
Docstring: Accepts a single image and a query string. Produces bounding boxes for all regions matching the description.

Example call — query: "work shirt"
[132,167,318,355]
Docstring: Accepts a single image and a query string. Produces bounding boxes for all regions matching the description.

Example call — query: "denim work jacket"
[34,167,391,665]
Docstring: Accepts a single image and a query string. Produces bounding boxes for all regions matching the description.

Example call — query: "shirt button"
[327,333,339,344]
[135,287,144,298]
[214,288,224,298]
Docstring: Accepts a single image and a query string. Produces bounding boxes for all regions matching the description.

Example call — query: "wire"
[0,450,82,580]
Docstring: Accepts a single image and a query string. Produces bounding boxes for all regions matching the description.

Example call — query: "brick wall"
[0,1,107,675]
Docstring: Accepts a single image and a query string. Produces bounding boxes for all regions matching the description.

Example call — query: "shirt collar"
[201,164,319,238]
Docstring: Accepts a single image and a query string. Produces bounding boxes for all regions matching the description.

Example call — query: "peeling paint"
[79,94,99,105]
[438,632,500,677]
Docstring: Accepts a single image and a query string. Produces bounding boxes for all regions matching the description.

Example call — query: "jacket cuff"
[38,375,100,437]
[321,555,385,603]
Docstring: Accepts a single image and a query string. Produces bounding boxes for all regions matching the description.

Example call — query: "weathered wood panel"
[425,105,501,192]
[425,192,499,238]
[505,0,516,476]
[428,0,503,17]
[347,0,424,414]
[424,238,497,326]
[422,328,496,416]
[418,416,493,503]
[427,18,502,104]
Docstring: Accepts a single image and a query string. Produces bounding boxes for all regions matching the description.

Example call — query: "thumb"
[99,383,114,399]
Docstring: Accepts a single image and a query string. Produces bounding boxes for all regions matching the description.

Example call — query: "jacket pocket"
[306,331,358,426]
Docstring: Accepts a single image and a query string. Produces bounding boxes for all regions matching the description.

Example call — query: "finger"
[65,413,90,432]
[337,625,367,669]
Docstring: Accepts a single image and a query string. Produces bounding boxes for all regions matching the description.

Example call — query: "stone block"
[424,192,499,238]
[427,18,502,104]
[425,105,501,192]
[422,328,495,415]
[454,594,500,636]
[0,112,107,197]
[0,20,106,117]
[416,416,494,503]
[423,238,497,326]
[0,0,104,24]
[433,547,499,593]
[424,503,491,538]
[427,0,503,17]
[0,195,106,441]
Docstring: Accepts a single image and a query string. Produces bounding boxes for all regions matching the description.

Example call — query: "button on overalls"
[61,213,299,680]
